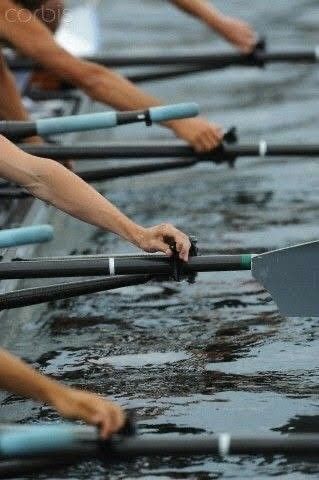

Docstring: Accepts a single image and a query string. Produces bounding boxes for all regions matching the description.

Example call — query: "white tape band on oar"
[315,46,319,61]
[259,140,268,157]
[109,258,115,276]
[218,433,231,457]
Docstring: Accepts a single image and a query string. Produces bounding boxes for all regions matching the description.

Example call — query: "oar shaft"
[0,254,251,279]
[6,48,318,69]
[19,142,319,161]
[0,104,198,140]
[79,159,197,182]
[107,435,319,458]
[1,425,319,459]
[0,275,151,310]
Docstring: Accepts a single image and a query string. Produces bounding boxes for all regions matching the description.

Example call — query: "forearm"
[0,349,62,404]
[77,62,180,131]
[0,58,29,121]
[30,160,144,244]
[169,0,225,30]
[0,136,143,245]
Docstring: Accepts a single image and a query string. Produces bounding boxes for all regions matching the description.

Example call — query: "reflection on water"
[2,0,319,478]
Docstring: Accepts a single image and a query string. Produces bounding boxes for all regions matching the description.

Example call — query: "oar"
[0,225,53,248]
[2,134,315,198]
[1,240,319,316]
[19,140,319,162]
[0,423,319,460]
[0,161,199,199]
[1,136,317,198]
[6,44,319,70]
[0,103,199,140]
[0,275,151,310]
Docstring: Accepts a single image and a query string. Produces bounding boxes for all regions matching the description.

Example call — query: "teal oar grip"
[149,103,199,122]
[0,425,76,458]
[0,225,53,248]
[37,112,117,136]
[241,254,252,269]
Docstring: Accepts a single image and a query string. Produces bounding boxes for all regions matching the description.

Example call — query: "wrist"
[41,378,68,407]
[128,224,147,249]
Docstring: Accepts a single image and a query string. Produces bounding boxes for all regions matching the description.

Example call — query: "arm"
[0,135,191,259]
[0,349,124,438]
[169,0,257,53]
[0,52,43,145]
[0,0,222,151]
[0,52,29,121]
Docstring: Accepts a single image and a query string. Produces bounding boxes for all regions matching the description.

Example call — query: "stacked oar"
[6,40,319,83]
[1,421,319,478]
[0,239,318,316]
[1,121,319,198]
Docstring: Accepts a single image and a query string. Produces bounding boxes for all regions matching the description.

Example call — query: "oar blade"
[252,241,319,316]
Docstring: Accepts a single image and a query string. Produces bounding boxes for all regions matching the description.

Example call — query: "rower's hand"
[216,16,257,53]
[53,387,125,439]
[137,224,191,261]
[172,118,223,153]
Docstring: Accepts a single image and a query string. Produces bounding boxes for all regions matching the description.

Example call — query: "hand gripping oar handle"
[0,239,198,309]
[0,103,199,139]
[0,225,53,248]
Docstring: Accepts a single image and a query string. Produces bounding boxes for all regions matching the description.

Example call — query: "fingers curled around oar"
[161,224,191,261]
[93,402,126,440]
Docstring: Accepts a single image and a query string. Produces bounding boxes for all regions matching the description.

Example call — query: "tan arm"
[0,135,191,259]
[0,52,29,121]
[169,0,257,53]
[0,1,171,123]
[0,348,124,438]
[0,348,61,404]
[0,0,223,151]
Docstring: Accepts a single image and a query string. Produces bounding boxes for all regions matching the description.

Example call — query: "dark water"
[2,0,319,478]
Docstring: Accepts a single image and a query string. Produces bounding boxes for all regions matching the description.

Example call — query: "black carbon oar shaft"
[104,434,319,458]
[19,142,319,161]
[79,159,196,181]
[0,160,198,198]
[2,430,319,460]
[0,275,151,310]
[0,254,250,279]
[6,48,318,69]
[2,424,319,460]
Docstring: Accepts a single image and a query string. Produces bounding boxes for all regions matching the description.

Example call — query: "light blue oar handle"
[0,425,76,457]
[149,102,199,122]
[0,225,53,248]
[37,112,117,136]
